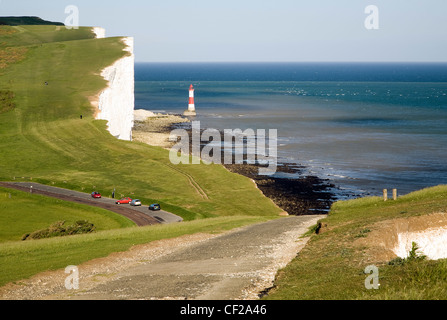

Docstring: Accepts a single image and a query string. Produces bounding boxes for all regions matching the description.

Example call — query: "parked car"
[130,199,142,206]
[115,197,132,204]
[149,203,161,211]
[91,191,101,198]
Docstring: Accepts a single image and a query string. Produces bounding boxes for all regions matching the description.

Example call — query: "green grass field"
[0,24,282,286]
[264,185,447,300]
[0,24,281,221]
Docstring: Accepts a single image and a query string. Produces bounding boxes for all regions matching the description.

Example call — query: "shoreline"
[132,109,337,215]
[132,109,189,148]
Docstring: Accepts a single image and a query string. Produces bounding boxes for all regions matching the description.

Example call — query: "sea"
[134,62,447,199]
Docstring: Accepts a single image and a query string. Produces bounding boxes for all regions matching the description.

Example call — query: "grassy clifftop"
[265,185,447,300]
[0,23,281,222]
[0,24,95,47]
[0,20,282,287]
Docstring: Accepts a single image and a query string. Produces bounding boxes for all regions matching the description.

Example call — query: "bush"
[22,220,96,240]
[407,241,427,262]
[0,90,15,113]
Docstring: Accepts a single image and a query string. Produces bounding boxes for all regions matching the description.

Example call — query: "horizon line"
[134,61,447,64]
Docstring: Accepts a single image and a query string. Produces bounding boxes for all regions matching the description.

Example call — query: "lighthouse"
[183,84,197,116]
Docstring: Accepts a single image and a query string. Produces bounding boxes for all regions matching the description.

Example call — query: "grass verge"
[264,185,447,300]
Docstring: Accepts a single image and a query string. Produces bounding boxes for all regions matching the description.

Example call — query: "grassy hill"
[0,23,282,221]
[265,185,447,299]
[0,16,64,26]
[0,22,283,285]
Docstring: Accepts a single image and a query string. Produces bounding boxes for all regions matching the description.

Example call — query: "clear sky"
[2,0,447,62]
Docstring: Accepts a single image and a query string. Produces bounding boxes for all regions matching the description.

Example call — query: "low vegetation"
[0,25,18,35]
[388,242,427,266]
[21,220,96,241]
[265,185,447,300]
[0,90,15,113]
[0,47,28,69]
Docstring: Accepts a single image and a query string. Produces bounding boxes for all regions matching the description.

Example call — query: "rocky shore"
[132,110,336,215]
[223,163,335,215]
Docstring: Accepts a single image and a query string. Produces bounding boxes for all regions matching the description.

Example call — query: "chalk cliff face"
[93,29,134,141]
[92,27,106,39]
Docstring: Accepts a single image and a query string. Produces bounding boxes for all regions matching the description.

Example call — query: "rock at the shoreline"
[134,109,156,121]
[224,163,335,216]
[133,119,335,215]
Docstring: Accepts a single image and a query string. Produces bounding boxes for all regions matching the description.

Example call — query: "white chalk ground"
[134,109,156,121]
[393,227,447,260]
[92,27,106,39]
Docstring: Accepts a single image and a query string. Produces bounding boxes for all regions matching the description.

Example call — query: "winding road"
[0,182,183,226]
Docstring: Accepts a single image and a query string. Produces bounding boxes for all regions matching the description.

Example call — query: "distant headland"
[0,16,64,26]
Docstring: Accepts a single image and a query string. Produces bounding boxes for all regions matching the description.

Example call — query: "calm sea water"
[135,63,447,198]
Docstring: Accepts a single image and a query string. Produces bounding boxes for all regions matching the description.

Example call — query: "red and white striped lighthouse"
[184,84,196,116]
[188,84,195,112]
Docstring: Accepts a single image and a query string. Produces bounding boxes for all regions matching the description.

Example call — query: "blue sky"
[2,0,447,62]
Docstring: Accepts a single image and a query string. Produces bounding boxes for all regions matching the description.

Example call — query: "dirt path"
[0,215,323,300]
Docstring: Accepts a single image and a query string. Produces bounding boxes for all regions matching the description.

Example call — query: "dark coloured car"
[149,203,161,211]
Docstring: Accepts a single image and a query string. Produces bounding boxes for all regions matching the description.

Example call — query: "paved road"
[0,182,183,226]
[52,215,322,300]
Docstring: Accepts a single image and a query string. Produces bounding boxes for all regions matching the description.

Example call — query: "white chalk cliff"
[92,27,106,39]
[93,28,134,141]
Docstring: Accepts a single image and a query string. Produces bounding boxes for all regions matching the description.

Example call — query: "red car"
[91,191,101,198]
[115,197,132,204]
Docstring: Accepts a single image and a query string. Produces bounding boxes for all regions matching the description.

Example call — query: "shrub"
[388,242,426,266]
[407,241,427,262]
[0,90,15,113]
[22,220,96,240]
